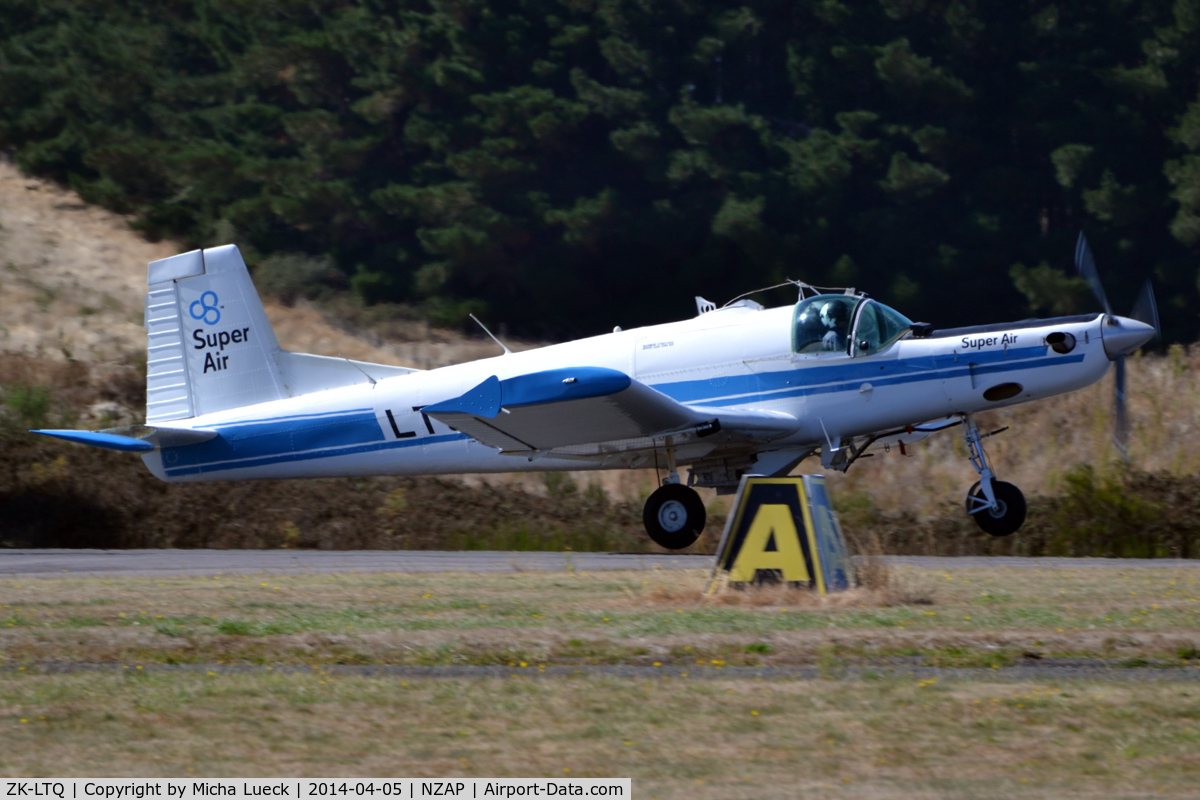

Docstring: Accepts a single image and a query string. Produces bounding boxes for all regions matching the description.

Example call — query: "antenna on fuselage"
[342,357,378,387]
[721,279,863,309]
[469,313,513,355]
[722,279,809,309]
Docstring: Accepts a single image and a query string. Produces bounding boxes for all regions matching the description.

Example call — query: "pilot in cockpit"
[819,300,850,352]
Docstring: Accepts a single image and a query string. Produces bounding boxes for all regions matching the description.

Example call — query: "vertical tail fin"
[144,244,418,423]
[144,245,286,422]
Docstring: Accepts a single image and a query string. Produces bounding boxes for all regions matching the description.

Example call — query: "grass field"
[3,566,1199,666]
[2,566,1200,797]
[3,670,1198,799]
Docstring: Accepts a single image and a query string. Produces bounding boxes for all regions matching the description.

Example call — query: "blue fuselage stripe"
[654,347,1083,407]
[163,411,386,472]
[163,430,468,477]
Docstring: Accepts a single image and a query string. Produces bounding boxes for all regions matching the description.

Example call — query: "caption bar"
[3,781,629,800]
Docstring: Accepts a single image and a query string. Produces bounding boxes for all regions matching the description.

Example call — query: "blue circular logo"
[189,291,221,325]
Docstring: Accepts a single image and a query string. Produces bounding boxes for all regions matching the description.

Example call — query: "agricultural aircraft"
[33,236,1157,548]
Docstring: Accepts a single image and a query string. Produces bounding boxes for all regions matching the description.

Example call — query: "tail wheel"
[966,480,1027,537]
[643,484,706,550]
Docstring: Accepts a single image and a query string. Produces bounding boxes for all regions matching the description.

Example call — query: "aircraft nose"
[1101,315,1155,359]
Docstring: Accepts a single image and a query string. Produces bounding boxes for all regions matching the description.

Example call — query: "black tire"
[643,484,706,550]
[966,480,1027,537]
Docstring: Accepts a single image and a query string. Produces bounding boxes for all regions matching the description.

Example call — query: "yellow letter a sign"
[727,504,810,583]
[709,475,854,594]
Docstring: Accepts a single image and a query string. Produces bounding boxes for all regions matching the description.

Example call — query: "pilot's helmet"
[819,301,847,328]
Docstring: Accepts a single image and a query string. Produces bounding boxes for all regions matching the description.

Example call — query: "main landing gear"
[643,440,706,550]
[962,414,1026,537]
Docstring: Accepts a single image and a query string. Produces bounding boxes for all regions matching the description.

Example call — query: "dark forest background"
[3,0,1200,341]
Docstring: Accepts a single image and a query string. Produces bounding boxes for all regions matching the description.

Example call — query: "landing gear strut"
[962,414,1026,537]
[643,438,706,550]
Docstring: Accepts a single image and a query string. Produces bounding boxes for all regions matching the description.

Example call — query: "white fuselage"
[142,305,1111,482]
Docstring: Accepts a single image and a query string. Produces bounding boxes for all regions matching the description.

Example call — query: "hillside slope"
[0,160,170,363]
[0,158,535,370]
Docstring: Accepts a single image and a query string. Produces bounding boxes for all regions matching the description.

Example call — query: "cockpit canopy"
[793,294,914,356]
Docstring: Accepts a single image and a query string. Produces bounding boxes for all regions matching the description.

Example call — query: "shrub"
[1046,465,1165,557]
[2,384,51,430]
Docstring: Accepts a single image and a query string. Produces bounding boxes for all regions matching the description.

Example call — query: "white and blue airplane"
[33,237,1156,548]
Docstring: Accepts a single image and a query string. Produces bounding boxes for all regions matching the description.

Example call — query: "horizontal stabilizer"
[426,367,798,453]
[31,425,217,452]
[277,352,419,395]
[32,429,155,452]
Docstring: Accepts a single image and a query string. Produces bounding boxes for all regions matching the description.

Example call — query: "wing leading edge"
[425,367,799,454]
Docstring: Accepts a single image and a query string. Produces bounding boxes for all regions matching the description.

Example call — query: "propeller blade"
[1111,280,1155,461]
[1113,354,1128,458]
[1129,279,1161,341]
[1075,232,1112,315]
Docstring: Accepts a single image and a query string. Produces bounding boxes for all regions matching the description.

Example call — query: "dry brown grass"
[703,582,913,609]
[679,559,910,609]
[0,161,174,366]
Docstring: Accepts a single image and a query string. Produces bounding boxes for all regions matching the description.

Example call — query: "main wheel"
[643,484,707,550]
[966,480,1027,537]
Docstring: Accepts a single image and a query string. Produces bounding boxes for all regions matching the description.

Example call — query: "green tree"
[1,0,1197,340]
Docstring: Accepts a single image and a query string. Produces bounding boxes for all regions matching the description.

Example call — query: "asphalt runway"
[2,549,1198,578]
[0,549,709,577]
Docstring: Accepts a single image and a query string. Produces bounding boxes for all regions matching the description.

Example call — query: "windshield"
[793,295,861,354]
[853,301,914,355]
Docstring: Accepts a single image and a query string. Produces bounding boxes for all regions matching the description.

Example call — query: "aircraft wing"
[424,367,798,454]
